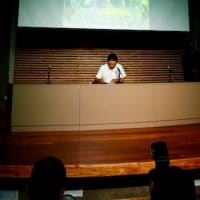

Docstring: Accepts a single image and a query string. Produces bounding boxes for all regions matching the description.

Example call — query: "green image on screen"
[63,0,150,30]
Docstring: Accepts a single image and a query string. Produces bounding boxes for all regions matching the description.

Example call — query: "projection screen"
[18,0,189,31]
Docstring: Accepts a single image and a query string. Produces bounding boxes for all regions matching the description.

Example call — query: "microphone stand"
[47,64,51,84]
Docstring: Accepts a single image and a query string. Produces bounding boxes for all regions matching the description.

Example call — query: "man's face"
[107,60,117,69]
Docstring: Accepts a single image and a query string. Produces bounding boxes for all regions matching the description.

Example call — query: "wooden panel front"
[11,83,200,132]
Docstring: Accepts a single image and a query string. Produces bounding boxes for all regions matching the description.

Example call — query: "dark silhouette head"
[150,141,169,168]
[29,157,67,200]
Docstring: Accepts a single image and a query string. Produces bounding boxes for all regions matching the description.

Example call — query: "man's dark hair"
[107,53,118,62]
[29,157,66,200]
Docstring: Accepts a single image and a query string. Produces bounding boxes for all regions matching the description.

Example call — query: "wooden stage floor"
[0,124,200,178]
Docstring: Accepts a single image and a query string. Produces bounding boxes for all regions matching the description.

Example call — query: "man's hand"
[111,78,125,84]
[111,79,118,84]
[94,78,105,84]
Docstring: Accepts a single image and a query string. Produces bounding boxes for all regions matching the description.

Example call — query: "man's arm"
[94,65,105,84]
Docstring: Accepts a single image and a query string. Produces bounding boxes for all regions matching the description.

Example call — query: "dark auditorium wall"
[0,0,18,88]
[183,0,200,81]
[17,26,188,50]
[189,0,200,51]
[0,0,18,131]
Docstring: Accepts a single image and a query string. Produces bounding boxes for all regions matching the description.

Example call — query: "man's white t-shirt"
[96,63,126,84]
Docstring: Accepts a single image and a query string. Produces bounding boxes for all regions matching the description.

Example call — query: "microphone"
[48,64,51,73]
[47,64,52,84]
[117,67,121,83]
[168,65,173,82]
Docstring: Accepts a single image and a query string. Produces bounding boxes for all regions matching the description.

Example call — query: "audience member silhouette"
[28,157,67,200]
[148,141,195,200]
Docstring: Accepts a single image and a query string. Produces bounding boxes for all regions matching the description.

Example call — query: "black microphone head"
[48,65,52,72]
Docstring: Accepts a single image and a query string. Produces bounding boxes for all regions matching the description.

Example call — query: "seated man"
[95,53,126,84]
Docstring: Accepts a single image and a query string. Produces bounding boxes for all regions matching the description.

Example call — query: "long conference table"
[12,82,200,132]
